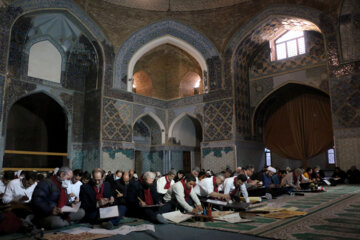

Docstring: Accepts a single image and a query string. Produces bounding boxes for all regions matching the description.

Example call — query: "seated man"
[191,167,200,184]
[156,169,176,196]
[2,171,37,204]
[163,174,203,213]
[281,168,310,191]
[241,165,258,188]
[113,171,130,205]
[223,174,249,204]
[126,171,169,224]
[80,168,126,229]
[31,167,85,229]
[67,169,83,202]
[0,171,15,198]
[195,173,230,201]
[251,166,286,197]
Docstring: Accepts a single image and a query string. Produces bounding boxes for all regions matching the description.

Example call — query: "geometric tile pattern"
[103,98,132,142]
[204,99,233,141]
[331,75,360,128]
[249,31,326,78]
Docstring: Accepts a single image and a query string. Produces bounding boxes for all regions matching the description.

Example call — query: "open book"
[162,210,193,223]
[61,201,81,213]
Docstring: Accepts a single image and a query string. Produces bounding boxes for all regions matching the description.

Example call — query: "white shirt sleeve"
[240,183,250,203]
[2,180,15,204]
[156,177,167,194]
[199,177,214,197]
[173,183,193,212]
[223,177,234,194]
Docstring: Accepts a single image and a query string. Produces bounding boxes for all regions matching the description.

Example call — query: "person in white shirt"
[223,174,249,203]
[67,169,83,202]
[281,168,310,190]
[2,171,37,204]
[0,171,15,197]
[156,170,176,195]
[191,167,200,184]
[163,174,203,213]
[195,173,230,201]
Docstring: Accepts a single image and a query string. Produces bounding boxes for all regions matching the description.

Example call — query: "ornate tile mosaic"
[204,99,233,141]
[103,98,132,142]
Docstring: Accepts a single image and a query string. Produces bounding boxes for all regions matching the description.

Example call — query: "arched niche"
[133,112,165,145]
[133,43,203,100]
[4,92,69,168]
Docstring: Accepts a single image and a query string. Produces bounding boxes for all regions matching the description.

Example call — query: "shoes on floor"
[101,221,114,230]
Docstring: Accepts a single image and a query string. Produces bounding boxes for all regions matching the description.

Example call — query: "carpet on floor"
[178,185,360,240]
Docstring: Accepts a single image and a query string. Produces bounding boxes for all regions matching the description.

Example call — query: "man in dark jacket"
[126,171,170,223]
[31,167,85,229]
[80,168,126,229]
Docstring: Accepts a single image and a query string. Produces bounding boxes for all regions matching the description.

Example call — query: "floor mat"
[178,185,360,240]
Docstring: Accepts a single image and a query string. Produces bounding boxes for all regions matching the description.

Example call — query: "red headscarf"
[51,175,67,208]
[181,179,192,201]
[93,183,104,201]
[212,176,218,193]
[164,176,171,190]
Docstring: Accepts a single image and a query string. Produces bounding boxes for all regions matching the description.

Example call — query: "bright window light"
[274,30,305,61]
[194,79,200,88]
[328,148,335,164]
[265,148,271,166]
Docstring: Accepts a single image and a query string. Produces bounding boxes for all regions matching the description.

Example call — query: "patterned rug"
[178,185,360,240]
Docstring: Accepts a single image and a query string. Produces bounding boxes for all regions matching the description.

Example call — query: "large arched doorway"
[169,114,202,173]
[253,83,334,168]
[4,93,68,169]
[133,114,164,174]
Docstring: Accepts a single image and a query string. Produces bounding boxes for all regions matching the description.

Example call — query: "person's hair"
[237,174,247,182]
[198,171,206,178]
[184,174,196,182]
[244,165,254,170]
[192,167,200,173]
[168,169,177,176]
[82,171,91,180]
[280,170,287,175]
[37,173,45,181]
[143,171,156,181]
[3,171,15,181]
[57,167,72,177]
[92,168,104,177]
[294,168,303,175]
[177,170,184,175]
[23,171,37,181]
[73,169,83,177]
[306,168,312,172]
[225,168,232,174]
[116,170,123,174]
[215,173,225,179]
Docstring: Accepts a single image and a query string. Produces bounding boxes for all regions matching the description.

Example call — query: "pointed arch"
[168,112,203,139]
[251,82,330,136]
[133,111,165,144]
[113,20,220,90]
[3,90,72,167]
[127,35,208,92]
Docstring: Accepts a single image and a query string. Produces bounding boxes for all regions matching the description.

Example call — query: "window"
[272,30,305,61]
[28,40,62,83]
[328,148,335,164]
[265,148,271,166]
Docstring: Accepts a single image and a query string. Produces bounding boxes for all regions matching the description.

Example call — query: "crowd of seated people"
[0,164,359,235]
